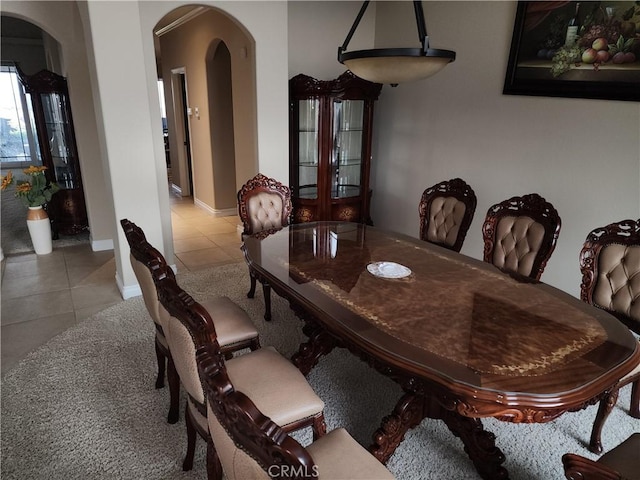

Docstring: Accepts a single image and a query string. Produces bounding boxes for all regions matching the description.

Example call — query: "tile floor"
[0,194,244,376]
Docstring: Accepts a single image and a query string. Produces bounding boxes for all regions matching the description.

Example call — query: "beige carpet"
[1,262,638,479]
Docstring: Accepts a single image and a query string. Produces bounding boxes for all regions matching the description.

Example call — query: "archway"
[153,5,257,216]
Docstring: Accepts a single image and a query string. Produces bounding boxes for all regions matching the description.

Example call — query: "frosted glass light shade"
[340,48,455,85]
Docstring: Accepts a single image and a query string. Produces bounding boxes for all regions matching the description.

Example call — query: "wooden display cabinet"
[17,67,88,237]
[289,72,381,224]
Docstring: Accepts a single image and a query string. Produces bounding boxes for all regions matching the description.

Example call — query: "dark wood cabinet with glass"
[17,67,88,237]
[289,72,381,224]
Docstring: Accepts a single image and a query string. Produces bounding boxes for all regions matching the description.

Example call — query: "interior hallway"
[1,193,244,376]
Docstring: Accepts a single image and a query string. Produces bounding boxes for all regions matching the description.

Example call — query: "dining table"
[241,221,640,479]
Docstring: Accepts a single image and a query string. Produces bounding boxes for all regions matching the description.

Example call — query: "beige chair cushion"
[307,428,394,479]
[162,306,205,403]
[492,216,545,276]
[247,192,284,233]
[427,197,466,247]
[200,296,258,349]
[598,432,640,480]
[226,347,324,427]
[207,404,269,480]
[593,244,640,323]
[130,253,162,326]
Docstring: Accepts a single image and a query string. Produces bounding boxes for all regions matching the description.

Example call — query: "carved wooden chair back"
[120,219,176,418]
[578,219,640,455]
[482,193,561,280]
[237,173,292,236]
[121,218,174,326]
[237,173,292,321]
[562,433,640,480]
[579,219,640,334]
[197,342,316,480]
[419,178,477,252]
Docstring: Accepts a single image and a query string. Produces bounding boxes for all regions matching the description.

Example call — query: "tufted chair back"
[580,219,640,334]
[238,173,292,235]
[419,178,477,252]
[482,193,561,281]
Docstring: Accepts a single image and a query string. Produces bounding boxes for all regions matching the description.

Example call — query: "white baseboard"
[115,272,142,300]
[193,197,236,217]
[91,238,114,252]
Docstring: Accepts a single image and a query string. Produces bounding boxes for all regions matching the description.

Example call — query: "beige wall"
[289,1,640,296]
[158,7,256,211]
[2,1,115,250]
[288,1,377,80]
[372,1,640,297]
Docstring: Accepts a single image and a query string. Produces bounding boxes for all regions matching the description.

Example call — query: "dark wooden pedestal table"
[241,222,640,480]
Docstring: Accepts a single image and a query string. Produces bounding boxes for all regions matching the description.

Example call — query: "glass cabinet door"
[331,99,363,199]
[297,99,319,199]
[40,92,78,190]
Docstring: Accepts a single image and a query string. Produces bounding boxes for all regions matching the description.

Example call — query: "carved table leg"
[291,321,337,376]
[589,388,619,454]
[437,405,509,479]
[370,393,508,479]
[369,393,429,464]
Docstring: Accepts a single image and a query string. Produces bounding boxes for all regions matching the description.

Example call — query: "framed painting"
[503,1,640,101]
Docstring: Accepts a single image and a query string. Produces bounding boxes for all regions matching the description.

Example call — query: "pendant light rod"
[338,0,370,60]
[413,1,429,50]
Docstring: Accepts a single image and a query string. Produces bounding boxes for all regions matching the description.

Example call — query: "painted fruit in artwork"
[596,50,610,63]
[582,48,598,63]
[613,52,626,64]
[592,38,608,51]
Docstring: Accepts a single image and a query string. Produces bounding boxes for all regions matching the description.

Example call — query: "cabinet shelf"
[290,72,381,225]
[18,67,88,236]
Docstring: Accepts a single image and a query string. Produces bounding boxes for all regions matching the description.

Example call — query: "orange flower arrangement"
[0,166,60,207]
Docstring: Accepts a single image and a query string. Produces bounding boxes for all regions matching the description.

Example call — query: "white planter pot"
[26,206,53,255]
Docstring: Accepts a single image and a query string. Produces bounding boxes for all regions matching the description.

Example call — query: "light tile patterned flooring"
[0,194,243,376]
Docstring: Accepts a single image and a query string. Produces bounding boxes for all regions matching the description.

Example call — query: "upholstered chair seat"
[579,219,640,454]
[225,346,325,427]
[155,269,325,477]
[238,173,292,321]
[120,218,261,426]
[482,193,561,280]
[419,178,477,252]
[305,427,394,479]
[199,296,261,350]
[198,343,393,480]
[563,433,640,480]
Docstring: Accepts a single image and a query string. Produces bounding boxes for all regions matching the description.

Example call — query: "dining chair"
[237,173,292,321]
[579,218,640,454]
[120,218,261,424]
[197,341,394,480]
[481,193,561,280]
[154,266,326,476]
[562,433,640,480]
[419,177,477,252]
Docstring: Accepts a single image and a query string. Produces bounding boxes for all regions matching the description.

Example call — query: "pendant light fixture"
[337,1,455,86]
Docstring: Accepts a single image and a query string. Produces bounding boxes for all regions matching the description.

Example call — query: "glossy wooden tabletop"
[242,222,639,416]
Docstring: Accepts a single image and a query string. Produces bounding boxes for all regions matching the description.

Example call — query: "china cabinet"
[17,67,88,237]
[289,72,381,224]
